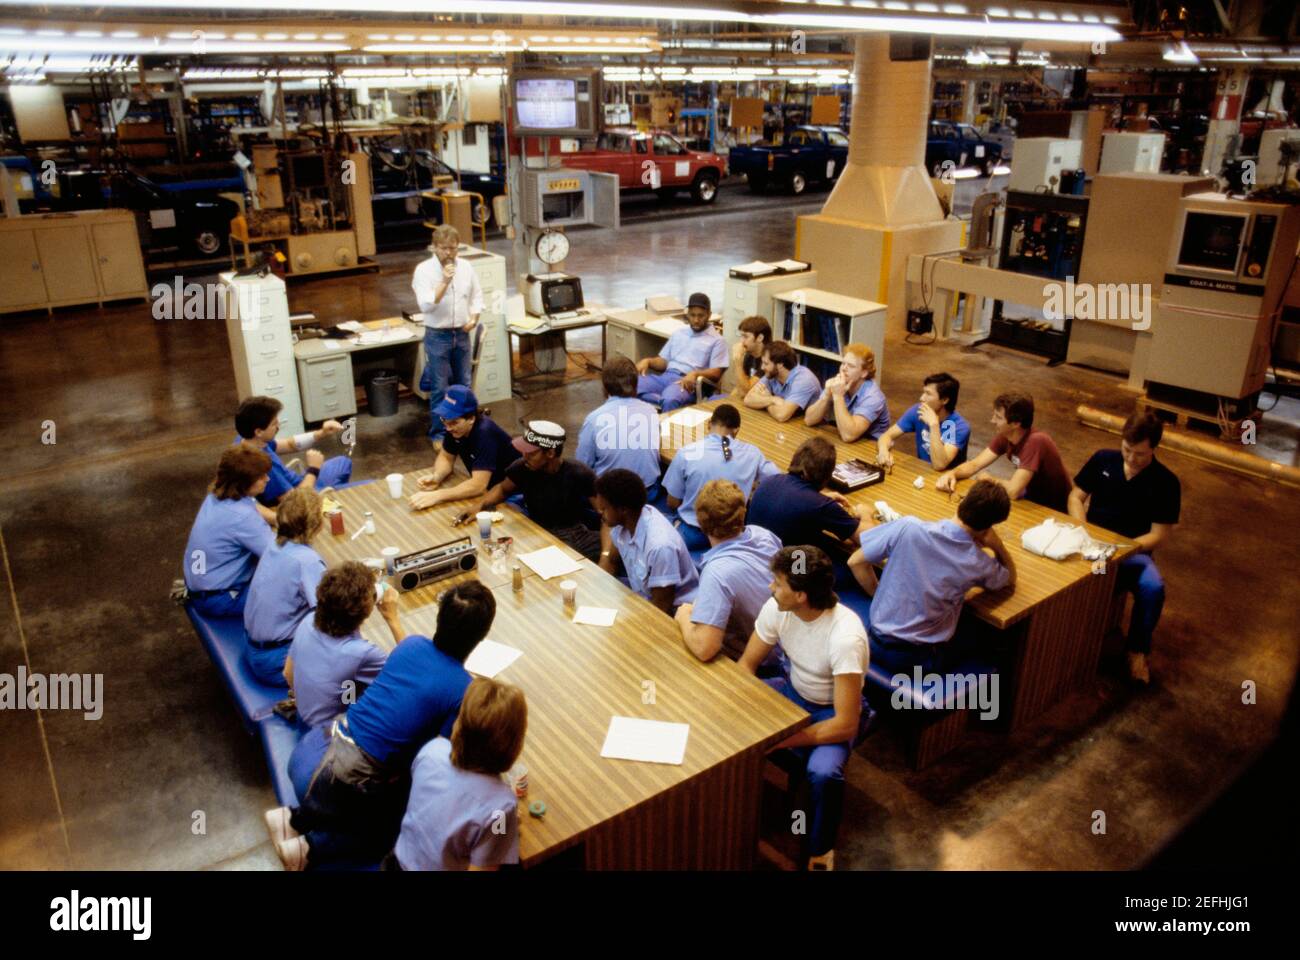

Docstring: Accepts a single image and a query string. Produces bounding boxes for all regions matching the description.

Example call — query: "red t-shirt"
[987,428,1072,513]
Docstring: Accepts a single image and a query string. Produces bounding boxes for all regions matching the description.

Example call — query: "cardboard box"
[255,173,284,209]
[252,144,279,172]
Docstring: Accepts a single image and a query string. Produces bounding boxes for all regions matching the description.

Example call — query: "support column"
[1201,67,1248,178]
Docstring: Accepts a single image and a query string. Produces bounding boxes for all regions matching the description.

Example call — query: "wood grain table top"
[661,400,1135,629]
[313,468,809,865]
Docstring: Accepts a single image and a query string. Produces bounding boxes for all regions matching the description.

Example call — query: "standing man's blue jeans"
[1116,552,1165,654]
[422,327,472,443]
[637,370,694,412]
[763,673,871,858]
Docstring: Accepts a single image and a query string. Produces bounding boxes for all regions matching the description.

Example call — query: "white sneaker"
[807,850,835,871]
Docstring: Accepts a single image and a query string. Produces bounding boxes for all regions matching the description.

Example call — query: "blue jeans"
[315,456,352,491]
[422,327,473,442]
[637,370,694,412]
[243,641,291,689]
[289,724,332,803]
[673,518,711,553]
[764,673,871,857]
[1116,552,1165,654]
[188,583,251,618]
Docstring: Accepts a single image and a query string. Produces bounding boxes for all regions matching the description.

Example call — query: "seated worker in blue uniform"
[876,372,970,472]
[576,355,662,495]
[408,386,517,511]
[729,315,771,400]
[1067,410,1181,686]
[743,340,822,423]
[747,436,872,553]
[849,478,1016,678]
[242,487,326,686]
[471,421,603,561]
[635,292,728,412]
[662,403,780,552]
[738,545,872,872]
[269,581,494,871]
[674,479,783,662]
[595,469,699,615]
[234,395,351,520]
[387,678,527,872]
[183,444,275,618]
[804,344,891,442]
[282,560,401,803]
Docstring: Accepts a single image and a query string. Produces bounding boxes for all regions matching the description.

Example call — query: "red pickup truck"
[560,129,727,204]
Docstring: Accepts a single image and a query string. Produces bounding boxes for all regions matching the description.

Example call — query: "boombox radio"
[392,537,478,592]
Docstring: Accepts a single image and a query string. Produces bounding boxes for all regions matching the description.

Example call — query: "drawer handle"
[259,350,279,357]
[321,385,337,394]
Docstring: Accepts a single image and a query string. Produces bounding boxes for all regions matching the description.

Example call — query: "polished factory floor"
[1,202,1297,871]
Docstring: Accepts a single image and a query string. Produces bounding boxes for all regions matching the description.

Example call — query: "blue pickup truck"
[925,120,1003,177]
[729,125,849,195]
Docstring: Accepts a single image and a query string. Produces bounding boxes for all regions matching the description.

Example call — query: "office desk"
[661,400,1136,731]
[293,318,424,423]
[507,304,611,399]
[313,469,808,869]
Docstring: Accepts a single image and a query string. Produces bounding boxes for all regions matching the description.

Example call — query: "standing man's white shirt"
[412,256,484,330]
[753,598,869,705]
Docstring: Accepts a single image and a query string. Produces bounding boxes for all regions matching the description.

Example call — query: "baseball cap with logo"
[433,385,478,421]
[512,420,566,454]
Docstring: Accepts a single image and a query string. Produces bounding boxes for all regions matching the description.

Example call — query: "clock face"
[535,231,570,265]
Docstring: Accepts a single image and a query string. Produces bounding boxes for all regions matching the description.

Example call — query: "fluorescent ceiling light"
[0,1,1127,41]
[0,36,349,53]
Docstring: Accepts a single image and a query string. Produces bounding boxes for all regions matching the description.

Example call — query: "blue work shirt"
[895,404,971,466]
[610,505,699,606]
[691,525,782,654]
[834,378,892,440]
[763,363,822,412]
[442,415,517,489]
[343,635,472,767]
[858,517,1011,646]
[395,737,520,871]
[243,540,326,644]
[660,325,729,376]
[576,396,662,488]
[183,494,275,593]
[746,473,859,547]
[289,619,389,730]
[233,434,299,507]
[663,433,780,527]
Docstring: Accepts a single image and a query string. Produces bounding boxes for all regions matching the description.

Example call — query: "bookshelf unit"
[770,288,887,383]
[721,268,818,390]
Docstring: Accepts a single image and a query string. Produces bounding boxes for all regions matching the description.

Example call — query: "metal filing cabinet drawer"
[606,323,637,363]
[298,356,358,422]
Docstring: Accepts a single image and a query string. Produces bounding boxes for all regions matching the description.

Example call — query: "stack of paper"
[663,407,712,429]
[773,258,811,273]
[518,546,582,580]
[730,260,778,278]
[508,315,547,333]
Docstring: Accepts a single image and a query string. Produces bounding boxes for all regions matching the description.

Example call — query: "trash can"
[365,370,400,417]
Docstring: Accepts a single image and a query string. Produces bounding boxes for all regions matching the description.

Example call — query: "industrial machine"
[1147,193,1300,406]
[1008,138,1084,192]
[1256,129,1300,188]
[1099,132,1165,174]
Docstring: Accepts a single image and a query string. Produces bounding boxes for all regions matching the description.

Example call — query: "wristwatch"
[307,466,321,478]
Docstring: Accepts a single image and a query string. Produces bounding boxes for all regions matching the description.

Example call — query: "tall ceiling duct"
[821,33,943,227]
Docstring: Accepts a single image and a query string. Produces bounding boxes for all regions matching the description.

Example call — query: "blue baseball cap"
[433,385,478,420]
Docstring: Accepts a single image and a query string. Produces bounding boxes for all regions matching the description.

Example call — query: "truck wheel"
[691,171,719,204]
[192,227,224,257]
[747,174,768,194]
[788,171,807,195]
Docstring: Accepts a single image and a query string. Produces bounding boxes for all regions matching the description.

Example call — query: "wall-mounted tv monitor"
[510,70,599,138]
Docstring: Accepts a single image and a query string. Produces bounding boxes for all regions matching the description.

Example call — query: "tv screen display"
[1177,212,1246,273]
[515,78,578,130]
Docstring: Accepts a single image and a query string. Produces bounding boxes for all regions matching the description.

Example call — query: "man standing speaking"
[413,224,483,449]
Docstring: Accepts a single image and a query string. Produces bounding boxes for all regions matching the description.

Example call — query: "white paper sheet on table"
[323,340,341,351]
[518,545,582,580]
[600,716,690,765]
[662,407,712,428]
[463,639,523,678]
[643,317,686,337]
[337,321,366,334]
[572,606,617,627]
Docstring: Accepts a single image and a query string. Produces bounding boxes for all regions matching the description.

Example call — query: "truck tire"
[691,171,719,204]
[788,171,807,195]
[192,225,225,257]
[747,173,768,194]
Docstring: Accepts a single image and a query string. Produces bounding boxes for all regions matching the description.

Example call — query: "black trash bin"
[365,370,400,417]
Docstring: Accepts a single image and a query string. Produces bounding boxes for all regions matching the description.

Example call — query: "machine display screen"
[1177,212,1247,273]
[515,78,578,130]
[543,279,582,313]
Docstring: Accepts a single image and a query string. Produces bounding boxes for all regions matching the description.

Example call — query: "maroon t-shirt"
[987,428,1072,513]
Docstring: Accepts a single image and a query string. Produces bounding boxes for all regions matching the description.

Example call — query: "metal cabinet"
[222,272,305,436]
[0,229,46,310]
[91,220,149,298]
[0,210,147,314]
[297,355,358,423]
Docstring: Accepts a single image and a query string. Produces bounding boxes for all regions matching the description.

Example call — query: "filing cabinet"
[297,354,358,422]
[222,272,305,436]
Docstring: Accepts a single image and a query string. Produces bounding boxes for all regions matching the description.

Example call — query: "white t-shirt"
[754,598,869,705]
[411,256,484,330]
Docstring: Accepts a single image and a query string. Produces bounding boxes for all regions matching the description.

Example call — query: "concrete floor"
[1,199,1297,870]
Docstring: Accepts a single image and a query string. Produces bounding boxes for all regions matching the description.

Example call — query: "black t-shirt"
[505,458,600,531]
[743,352,762,380]
[1073,450,1181,539]
[745,473,858,547]
[443,415,516,489]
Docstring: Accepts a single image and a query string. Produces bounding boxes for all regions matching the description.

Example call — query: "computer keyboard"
[546,309,589,322]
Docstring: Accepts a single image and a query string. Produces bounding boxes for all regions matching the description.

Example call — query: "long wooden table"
[314,468,808,869]
[661,400,1136,731]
